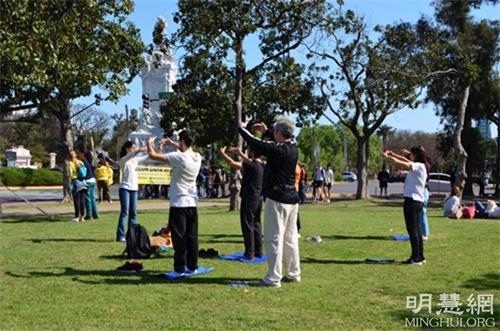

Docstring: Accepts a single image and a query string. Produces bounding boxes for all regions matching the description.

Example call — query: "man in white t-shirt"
[147,131,202,275]
[324,164,334,203]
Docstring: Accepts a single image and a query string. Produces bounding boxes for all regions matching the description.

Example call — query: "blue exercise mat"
[392,235,410,241]
[218,252,268,264]
[365,258,395,264]
[163,266,213,280]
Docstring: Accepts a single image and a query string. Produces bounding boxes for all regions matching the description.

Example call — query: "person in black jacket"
[239,115,300,288]
[220,146,264,260]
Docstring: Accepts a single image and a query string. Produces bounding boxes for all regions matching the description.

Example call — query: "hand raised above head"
[240,121,248,129]
[219,146,227,155]
[161,137,173,146]
[252,122,267,133]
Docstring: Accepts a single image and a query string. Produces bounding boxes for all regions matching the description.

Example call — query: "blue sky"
[75,0,498,134]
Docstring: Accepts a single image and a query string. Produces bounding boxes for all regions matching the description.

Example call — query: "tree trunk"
[355,137,369,199]
[462,110,474,196]
[59,99,74,203]
[229,36,244,211]
[495,120,500,198]
[453,86,470,195]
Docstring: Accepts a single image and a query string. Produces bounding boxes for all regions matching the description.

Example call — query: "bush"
[0,168,63,186]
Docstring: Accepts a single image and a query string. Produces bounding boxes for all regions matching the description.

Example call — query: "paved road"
[0,180,485,204]
[0,180,403,203]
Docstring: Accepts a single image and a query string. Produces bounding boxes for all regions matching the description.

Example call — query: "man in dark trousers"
[239,115,300,288]
[147,131,202,276]
[220,145,264,260]
[377,166,390,197]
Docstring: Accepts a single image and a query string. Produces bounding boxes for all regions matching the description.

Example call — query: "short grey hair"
[274,115,295,139]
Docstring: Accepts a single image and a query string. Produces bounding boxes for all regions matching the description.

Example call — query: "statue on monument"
[129,16,177,147]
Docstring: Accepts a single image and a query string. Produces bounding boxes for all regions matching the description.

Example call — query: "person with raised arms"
[147,131,202,276]
[384,147,430,266]
[220,145,264,260]
[239,116,300,288]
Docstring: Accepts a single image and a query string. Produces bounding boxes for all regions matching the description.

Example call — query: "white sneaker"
[69,218,79,222]
[422,236,429,241]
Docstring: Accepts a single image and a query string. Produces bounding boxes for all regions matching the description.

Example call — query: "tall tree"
[103,109,139,161]
[0,0,145,200]
[71,104,111,149]
[308,5,453,199]
[297,124,381,176]
[168,0,327,210]
[424,0,499,195]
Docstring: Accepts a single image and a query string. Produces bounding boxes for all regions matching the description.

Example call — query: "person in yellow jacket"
[68,150,87,222]
[95,159,113,203]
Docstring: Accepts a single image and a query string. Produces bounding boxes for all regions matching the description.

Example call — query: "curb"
[0,186,63,191]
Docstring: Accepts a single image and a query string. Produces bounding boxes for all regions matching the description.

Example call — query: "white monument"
[129,16,177,147]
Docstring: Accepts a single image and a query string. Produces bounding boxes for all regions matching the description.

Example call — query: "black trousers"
[240,196,263,258]
[72,190,86,218]
[403,198,425,262]
[97,180,110,202]
[169,207,198,272]
[297,211,301,233]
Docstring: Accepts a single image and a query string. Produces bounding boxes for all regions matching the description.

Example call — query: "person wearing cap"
[239,115,300,288]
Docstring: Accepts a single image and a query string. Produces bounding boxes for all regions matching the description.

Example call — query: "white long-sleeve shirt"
[119,152,149,191]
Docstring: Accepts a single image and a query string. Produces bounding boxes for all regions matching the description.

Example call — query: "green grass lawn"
[1,200,499,330]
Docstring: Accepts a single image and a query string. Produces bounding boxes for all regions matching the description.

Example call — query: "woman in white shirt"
[443,186,462,217]
[116,141,148,242]
[384,146,430,266]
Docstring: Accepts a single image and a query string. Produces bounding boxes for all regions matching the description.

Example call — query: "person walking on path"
[324,164,334,203]
[220,146,264,260]
[147,131,202,275]
[239,115,300,288]
[313,162,325,202]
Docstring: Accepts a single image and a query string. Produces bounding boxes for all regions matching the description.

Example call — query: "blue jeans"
[85,182,99,219]
[298,182,306,204]
[475,201,489,218]
[420,206,430,237]
[116,188,138,240]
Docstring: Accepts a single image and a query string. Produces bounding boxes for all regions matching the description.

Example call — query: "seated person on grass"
[474,200,500,219]
[443,185,462,217]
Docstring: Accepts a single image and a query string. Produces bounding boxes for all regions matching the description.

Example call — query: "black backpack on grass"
[124,224,152,259]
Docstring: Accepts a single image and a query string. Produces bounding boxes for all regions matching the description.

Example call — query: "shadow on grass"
[462,273,500,291]
[301,257,366,265]
[1,216,68,223]
[28,238,112,243]
[198,234,243,244]
[5,268,259,286]
[199,234,242,238]
[321,234,392,241]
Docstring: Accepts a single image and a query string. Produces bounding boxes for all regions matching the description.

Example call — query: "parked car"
[342,171,357,182]
[428,173,451,193]
[388,172,407,183]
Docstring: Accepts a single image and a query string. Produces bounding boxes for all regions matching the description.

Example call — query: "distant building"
[477,117,491,139]
[5,145,33,168]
